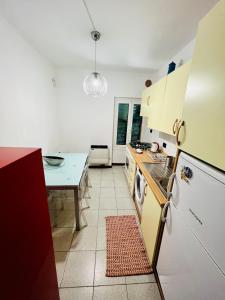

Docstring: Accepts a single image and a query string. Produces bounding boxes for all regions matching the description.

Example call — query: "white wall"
[144,39,196,156]
[0,15,59,154]
[0,12,196,159]
[55,67,155,161]
[155,39,196,81]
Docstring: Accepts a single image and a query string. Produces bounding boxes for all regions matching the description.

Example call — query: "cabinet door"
[140,88,151,117]
[147,77,167,131]
[160,62,191,135]
[157,201,225,300]
[141,185,162,265]
[179,0,225,171]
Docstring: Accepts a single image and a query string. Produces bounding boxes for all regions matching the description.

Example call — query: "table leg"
[74,187,80,231]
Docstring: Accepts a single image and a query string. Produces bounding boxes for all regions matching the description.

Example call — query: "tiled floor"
[51,166,161,300]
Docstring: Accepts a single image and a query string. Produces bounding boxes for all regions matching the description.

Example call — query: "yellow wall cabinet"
[141,185,162,265]
[143,63,190,135]
[147,76,167,130]
[140,87,151,117]
[159,61,191,135]
[178,0,225,171]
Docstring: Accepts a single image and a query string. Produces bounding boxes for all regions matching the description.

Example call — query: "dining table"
[43,152,88,231]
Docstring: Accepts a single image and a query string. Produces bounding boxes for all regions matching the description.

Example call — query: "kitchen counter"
[127,145,167,206]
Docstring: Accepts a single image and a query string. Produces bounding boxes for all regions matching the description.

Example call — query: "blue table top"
[43,153,88,188]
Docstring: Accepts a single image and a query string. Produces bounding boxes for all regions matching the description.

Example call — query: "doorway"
[112,98,142,163]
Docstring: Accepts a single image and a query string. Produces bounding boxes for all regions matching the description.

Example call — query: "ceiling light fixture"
[82,0,107,97]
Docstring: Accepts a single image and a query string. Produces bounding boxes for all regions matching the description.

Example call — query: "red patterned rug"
[105,215,152,277]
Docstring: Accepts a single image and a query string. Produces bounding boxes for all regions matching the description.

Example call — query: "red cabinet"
[0,147,59,300]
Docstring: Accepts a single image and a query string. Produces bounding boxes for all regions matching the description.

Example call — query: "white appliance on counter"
[134,167,146,215]
[157,152,225,300]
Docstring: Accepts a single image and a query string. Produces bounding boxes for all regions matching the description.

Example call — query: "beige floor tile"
[94,251,126,286]
[96,226,106,250]
[70,226,98,251]
[89,197,100,210]
[98,210,117,227]
[101,168,113,175]
[126,273,156,284]
[100,187,115,198]
[54,252,68,287]
[113,171,126,178]
[89,170,101,175]
[101,178,114,187]
[61,251,95,287]
[127,283,161,300]
[56,211,75,228]
[89,187,100,197]
[115,187,130,197]
[113,178,128,187]
[101,172,114,178]
[59,287,93,300]
[52,228,74,251]
[99,197,117,210]
[49,209,60,228]
[116,197,135,209]
[90,179,101,187]
[93,285,127,300]
[80,209,99,226]
[89,170,102,176]
[117,209,137,216]
[60,199,75,210]
[112,166,125,173]
[89,173,101,187]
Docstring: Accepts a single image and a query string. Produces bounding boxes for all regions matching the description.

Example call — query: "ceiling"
[0,0,219,72]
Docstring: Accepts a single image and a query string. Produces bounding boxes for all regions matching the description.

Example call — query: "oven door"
[135,169,145,214]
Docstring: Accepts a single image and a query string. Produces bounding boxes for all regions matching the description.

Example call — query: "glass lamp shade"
[83,72,107,97]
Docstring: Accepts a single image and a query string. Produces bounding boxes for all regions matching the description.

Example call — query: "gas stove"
[129,141,151,150]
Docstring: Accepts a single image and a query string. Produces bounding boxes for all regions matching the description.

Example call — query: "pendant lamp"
[83,31,108,97]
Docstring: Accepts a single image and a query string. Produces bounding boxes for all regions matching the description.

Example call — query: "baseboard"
[89,165,112,168]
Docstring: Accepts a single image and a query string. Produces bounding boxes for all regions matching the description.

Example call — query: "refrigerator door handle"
[161,201,170,222]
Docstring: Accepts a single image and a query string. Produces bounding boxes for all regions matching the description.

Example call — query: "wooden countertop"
[127,145,167,206]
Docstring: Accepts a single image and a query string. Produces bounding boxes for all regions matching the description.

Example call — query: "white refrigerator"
[157,152,225,300]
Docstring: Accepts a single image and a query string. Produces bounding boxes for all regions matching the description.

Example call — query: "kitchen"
[0,0,224,300]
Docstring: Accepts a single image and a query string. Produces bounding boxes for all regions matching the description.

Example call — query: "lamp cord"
[82,0,96,31]
[94,40,96,73]
[82,0,98,73]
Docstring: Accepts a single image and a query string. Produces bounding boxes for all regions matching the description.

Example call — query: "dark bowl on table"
[43,156,64,166]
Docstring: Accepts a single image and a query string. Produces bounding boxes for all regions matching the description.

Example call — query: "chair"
[79,163,92,226]
[47,191,58,227]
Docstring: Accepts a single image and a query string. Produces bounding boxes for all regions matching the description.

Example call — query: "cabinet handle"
[144,184,147,196]
[167,173,176,197]
[172,119,178,134]
[146,96,150,106]
[176,120,184,146]
[161,201,170,222]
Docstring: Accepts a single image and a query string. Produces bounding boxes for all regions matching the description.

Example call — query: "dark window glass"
[116,103,129,145]
[131,104,142,142]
